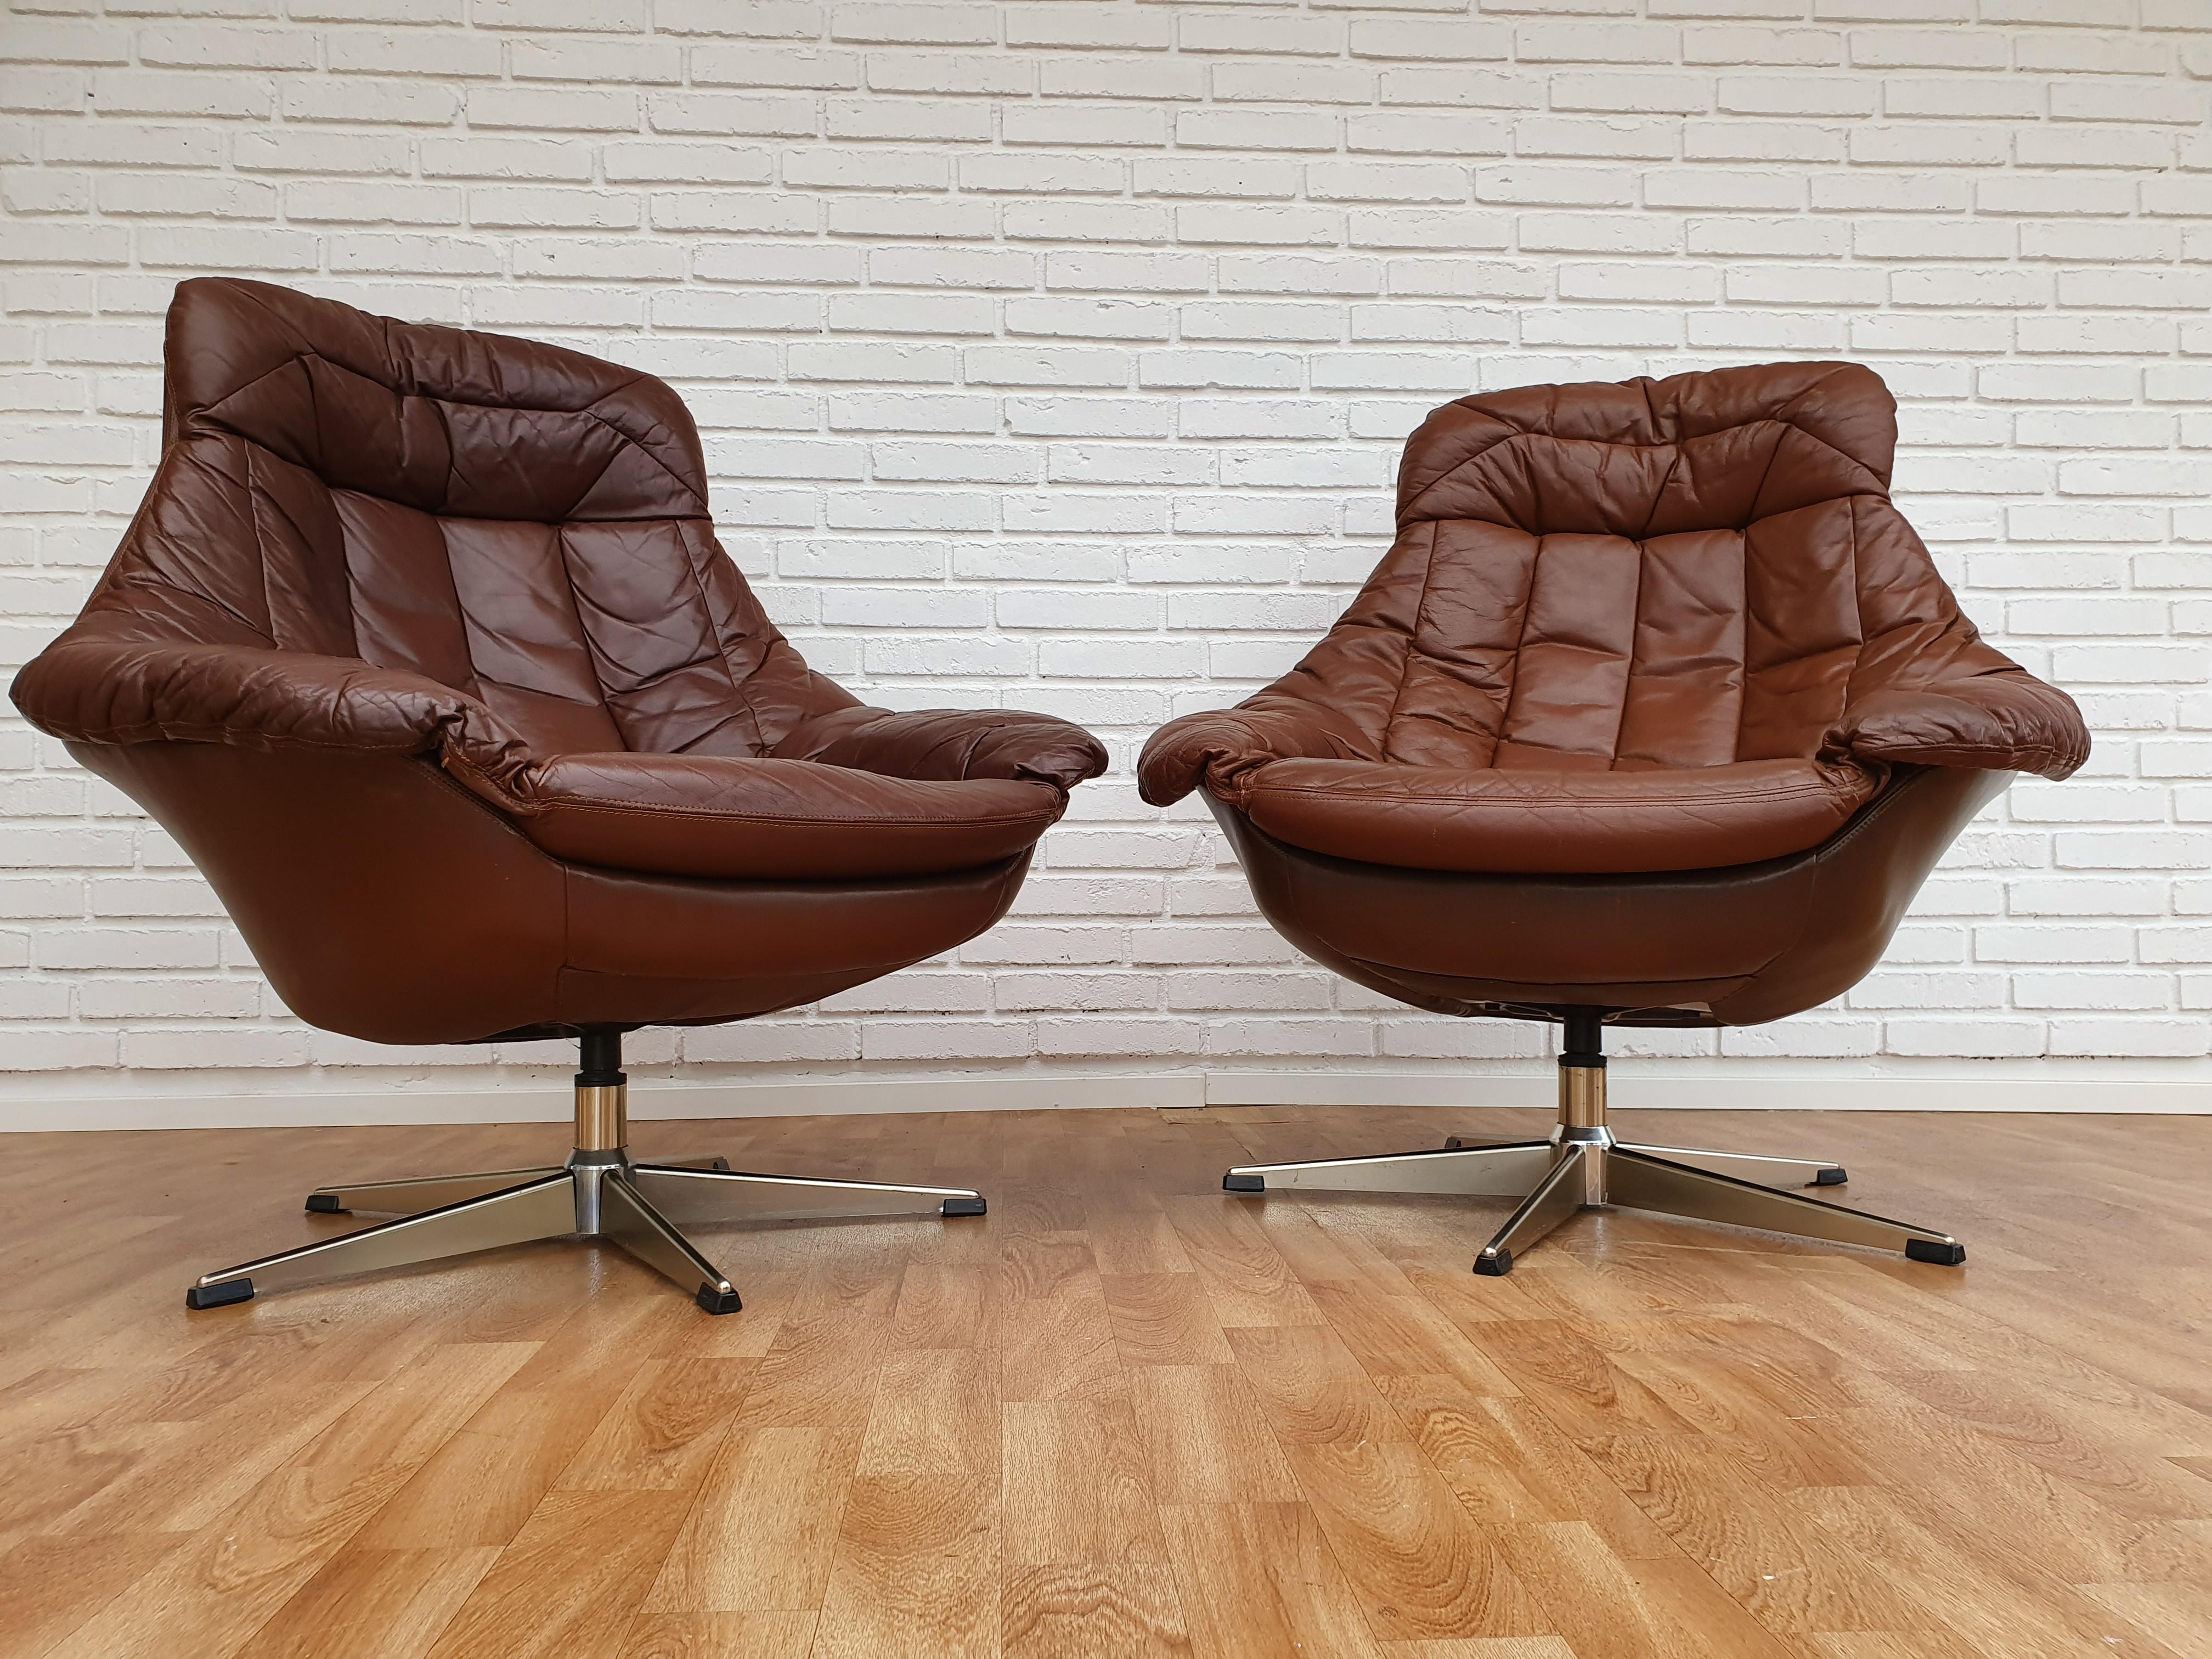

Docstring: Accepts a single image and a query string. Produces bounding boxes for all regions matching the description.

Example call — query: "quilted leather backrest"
[1294,362,1975,772]
[1397,362,1894,538]
[106,279,845,759]
[165,278,705,523]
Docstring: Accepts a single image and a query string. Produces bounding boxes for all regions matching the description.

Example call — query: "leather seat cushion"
[1241,757,1880,874]
[518,752,1066,881]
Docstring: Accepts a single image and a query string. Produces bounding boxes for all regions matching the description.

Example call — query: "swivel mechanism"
[185,1030,987,1313]
[1221,1008,1962,1276]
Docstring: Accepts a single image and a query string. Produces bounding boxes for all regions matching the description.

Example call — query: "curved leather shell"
[1212,765,2008,1030]
[1140,361,2087,854]
[76,741,1030,1046]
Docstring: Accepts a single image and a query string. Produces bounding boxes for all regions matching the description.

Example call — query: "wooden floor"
[2,1103,2209,1659]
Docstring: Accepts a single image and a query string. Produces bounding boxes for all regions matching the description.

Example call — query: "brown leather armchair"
[12,279,1105,1313]
[1141,362,2088,1275]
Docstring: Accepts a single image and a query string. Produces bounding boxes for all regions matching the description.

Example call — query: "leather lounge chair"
[1139,361,2089,1276]
[12,279,1108,1313]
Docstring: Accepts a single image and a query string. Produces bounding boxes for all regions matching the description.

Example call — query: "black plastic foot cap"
[1223,1173,1265,1193]
[1813,1167,1848,1186]
[941,1195,986,1217]
[1473,1249,1513,1277]
[696,1284,742,1314]
[1905,1239,1966,1266]
[304,1193,346,1213]
[187,1278,254,1310]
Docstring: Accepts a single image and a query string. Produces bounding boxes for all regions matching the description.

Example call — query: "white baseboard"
[4,1063,2208,1131]
[1204,1070,2212,1115]
[2,1071,1209,1132]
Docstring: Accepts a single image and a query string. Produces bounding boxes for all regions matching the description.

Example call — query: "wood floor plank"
[857,1346,998,1482]
[1005,1392,1169,1567]
[616,1612,817,1658]
[1125,1364,1303,1506]
[1572,1428,1933,1637]
[1101,1272,1237,1368]
[1376,1374,1680,1562]
[0,1531,184,1659]
[554,1357,758,1494]
[1002,1564,1194,1658]
[1383,1642,1579,1659]
[2074,1582,2212,1656]
[229,1544,500,1659]
[422,1491,691,1659]
[889,1259,997,1351]
[1163,1198,1328,1330]
[40,1460,413,1659]
[644,1426,861,1615]
[1791,1483,2194,1659]
[811,1470,998,1659]
[1622,1557,1808,1659]
[356,1383,624,1549]
[1158,1502,1389,1659]
[729,1310,890,1430]
[1002,1290,1122,1404]
[1226,1325,1547,1642]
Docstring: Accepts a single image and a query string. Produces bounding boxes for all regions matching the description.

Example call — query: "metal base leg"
[601,1171,741,1314]
[1607,1148,1964,1264]
[189,1172,579,1308]
[304,1166,567,1215]
[1615,1142,1847,1188]
[629,1164,988,1222]
[1223,1139,1555,1198]
[1474,1145,1588,1276]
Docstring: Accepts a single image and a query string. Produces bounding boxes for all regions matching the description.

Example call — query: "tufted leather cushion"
[1241,757,1876,875]
[520,752,1069,881]
[1141,362,2088,874]
[15,279,1106,883]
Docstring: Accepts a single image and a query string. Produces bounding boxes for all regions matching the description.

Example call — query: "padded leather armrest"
[1138,701,1374,808]
[10,636,531,786]
[514,751,1069,880]
[771,705,1107,794]
[1838,671,2089,782]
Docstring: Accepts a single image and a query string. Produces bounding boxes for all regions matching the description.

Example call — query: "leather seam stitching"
[1378,517,1441,761]
[241,441,276,644]
[674,519,769,754]
[1491,526,1543,761]
[57,723,425,752]
[583,399,710,514]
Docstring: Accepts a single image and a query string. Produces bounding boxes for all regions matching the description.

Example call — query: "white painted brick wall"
[3,0,2210,1104]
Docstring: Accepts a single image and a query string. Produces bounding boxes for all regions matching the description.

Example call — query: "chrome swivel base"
[184,1033,984,1314]
[1222,1011,1963,1277]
